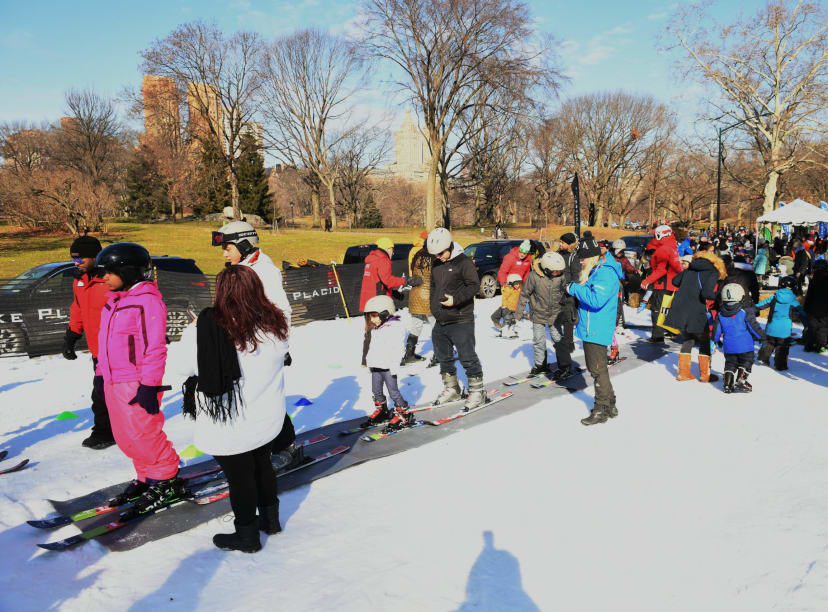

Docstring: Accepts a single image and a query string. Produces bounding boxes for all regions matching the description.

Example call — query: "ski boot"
[551,364,576,381]
[529,360,549,377]
[273,443,305,472]
[463,377,487,412]
[258,501,282,535]
[131,475,185,516]
[723,370,735,394]
[213,519,262,553]
[81,433,116,450]
[608,346,621,366]
[434,373,463,405]
[360,401,392,429]
[735,367,752,392]
[400,335,425,365]
[108,479,150,507]
[581,406,608,426]
[384,406,416,432]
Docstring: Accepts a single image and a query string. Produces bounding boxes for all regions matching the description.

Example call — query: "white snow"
[1,299,827,611]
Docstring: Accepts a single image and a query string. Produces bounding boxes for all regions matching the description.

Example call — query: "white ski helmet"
[654,225,672,240]
[212,221,259,258]
[506,273,523,285]
[540,251,566,272]
[611,239,626,251]
[364,295,396,316]
[721,283,745,302]
[426,227,453,255]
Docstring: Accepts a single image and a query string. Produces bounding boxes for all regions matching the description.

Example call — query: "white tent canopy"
[756,198,828,225]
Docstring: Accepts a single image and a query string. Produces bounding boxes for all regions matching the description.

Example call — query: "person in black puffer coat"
[804,259,828,352]
[664,249,727,383]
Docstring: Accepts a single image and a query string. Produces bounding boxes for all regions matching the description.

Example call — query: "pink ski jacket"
[96,281,168,386]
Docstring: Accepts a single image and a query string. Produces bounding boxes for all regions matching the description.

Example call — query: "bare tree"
[140,21,263,220]
[335,125,392,227]
[258,29,366,229]
[527,116,569,226]
[554,91,670,227]
[668,0,828,215]
[360,0,562,229]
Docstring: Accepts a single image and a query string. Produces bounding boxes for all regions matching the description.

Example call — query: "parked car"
[463,239,547,298]
[0,256,211,357]
[342,243,414,265]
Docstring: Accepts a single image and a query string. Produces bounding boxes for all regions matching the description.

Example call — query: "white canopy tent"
[756,198,828,225]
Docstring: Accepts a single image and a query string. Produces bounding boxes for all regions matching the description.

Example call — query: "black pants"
[583,341,616,409]
[650,289,669,340]
[90,358,113,440]
[433,321,482,378]
[724,351,754,373]
[271,413,296,453]
[758,336,789,369]
[807,315,828,350]
[214,440,278,527]
[680,328,711,356]
[558,309,576,352]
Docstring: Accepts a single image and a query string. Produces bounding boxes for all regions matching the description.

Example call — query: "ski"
[504,373,542,386]
[295,433,329,448]
[26,465,227,529]
[192,445,350,504]
[425,391,514,426]
[0,458,29,475]
[361,422,425,442]
[530,367,586,388]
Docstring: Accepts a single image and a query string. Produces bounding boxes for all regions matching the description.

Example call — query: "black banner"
[571,172,581,238]
[0,259,409,358]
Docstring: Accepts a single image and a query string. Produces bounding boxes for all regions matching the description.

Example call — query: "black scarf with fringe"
[182,307,242,423]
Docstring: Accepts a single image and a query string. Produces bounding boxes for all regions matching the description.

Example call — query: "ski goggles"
[211,229,258,247]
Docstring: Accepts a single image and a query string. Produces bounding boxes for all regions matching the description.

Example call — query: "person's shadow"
[286,375,363,433]
[454,530,539,611]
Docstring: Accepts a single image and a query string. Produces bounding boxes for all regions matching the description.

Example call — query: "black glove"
[128,384,172,415]
[406,276,423,288]
[284,352,292,367]
[93,375,104,399]
[63,329,82,360]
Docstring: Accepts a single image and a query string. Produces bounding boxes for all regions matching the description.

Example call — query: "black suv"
[342,243,414,265]
[463,240,547,298]
[0,257,212,357]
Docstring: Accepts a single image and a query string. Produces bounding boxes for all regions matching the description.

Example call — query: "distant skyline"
[1,0,769,137]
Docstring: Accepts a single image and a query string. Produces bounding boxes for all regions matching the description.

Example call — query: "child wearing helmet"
[491,240,533,334]
[95,242,182,514]
[492,273,524,338]
[515,251,569,376]
[712,283,765,393]
[360,295,413,431]
[755,276,808,371]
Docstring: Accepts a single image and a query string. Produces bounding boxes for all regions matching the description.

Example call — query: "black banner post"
[571,172,581,238]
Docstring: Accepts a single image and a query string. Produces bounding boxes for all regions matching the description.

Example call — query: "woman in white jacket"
[359,295,412,431]
[167,265,289,553]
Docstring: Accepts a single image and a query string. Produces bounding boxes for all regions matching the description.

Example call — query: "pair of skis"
[32,437,349,551]
[362,391,514,442]
[0,450,28,475]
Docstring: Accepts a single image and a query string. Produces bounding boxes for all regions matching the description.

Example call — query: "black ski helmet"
[96,242,152,288]
[779,275,799,292]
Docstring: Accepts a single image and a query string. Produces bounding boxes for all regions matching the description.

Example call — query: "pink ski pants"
[104,381,179,481]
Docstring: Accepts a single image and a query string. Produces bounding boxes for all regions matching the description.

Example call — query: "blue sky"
[0,0,768,132]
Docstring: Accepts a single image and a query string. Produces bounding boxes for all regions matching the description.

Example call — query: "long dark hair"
[214,265,289,351]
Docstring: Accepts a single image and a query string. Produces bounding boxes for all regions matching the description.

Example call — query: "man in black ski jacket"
[425,227,486,410]
[557,232,581,355]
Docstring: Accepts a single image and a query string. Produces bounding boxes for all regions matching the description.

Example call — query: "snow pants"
[650,289,670,340]
[104,381,179,482]
[490,307,515,327]
[89,358,113,441]
[806,315,828,350]
[758,336,789,370]
[724,351,754,374]
[433,321,483,378]
[214,440,278,527]
[370,368,406,407]
[583,341,616,410]
[532,322,571,369]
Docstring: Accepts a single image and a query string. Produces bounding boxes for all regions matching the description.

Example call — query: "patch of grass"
[0,221,641,277]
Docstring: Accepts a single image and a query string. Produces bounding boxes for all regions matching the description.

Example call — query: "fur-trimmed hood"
[693,250,727,280]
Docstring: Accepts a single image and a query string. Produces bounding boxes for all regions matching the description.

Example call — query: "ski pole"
[330,263,350,319]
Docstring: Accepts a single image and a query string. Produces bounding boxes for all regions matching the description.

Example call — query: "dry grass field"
[0,220,637,278]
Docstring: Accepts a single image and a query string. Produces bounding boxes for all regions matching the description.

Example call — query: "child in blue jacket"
[755,276,807,371]
[713,283,764,393]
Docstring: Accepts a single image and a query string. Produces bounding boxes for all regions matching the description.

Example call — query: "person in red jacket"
[358,237,420,312]
[63,235,115,449]
[640,225,683,343]
[497,240,533,285]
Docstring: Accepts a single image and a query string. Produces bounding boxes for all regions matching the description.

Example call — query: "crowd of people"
[57,220,826,554]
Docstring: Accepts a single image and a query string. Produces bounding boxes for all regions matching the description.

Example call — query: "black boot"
[774,345,789,371]
[108,479,149,507]
[427,354,438,368]
[131,475,186,515]
[529,357,548,377]
[735,368,752,392]
[551,364,575,381]
[258,501,282,535]
[213,519,262,553]
[82,433,116,450]
[360,401,391,429]
[274,443,306,472]
[723,370,735,393]
[400,335,425,365]
[581,407,608,426]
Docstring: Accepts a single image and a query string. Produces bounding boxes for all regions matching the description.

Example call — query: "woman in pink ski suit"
[95,242,181,511]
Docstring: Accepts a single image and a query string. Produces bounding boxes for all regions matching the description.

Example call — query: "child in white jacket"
[360,295,413,430]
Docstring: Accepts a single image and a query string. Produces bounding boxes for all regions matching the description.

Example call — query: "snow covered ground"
[1,298,827,611]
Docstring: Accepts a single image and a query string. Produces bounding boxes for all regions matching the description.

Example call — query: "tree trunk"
[311,186,320,227]
[594,201,604,228]
[709,200,715,228]
[425,134,440,229]
[327,182,337,230]
[229,169,241,220]
[762,169,780,215]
